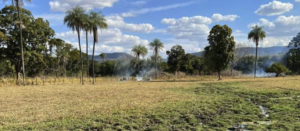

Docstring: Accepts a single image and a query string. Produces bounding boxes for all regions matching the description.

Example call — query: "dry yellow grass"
[0,81,196,128]
[1,76,300,129]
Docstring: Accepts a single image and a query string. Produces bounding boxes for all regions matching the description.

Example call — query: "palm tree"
[132,45,148,71]
[64,6,87,85]
[248,25,266,78]
[4,0,31,86]
[132,45,148,61]
[83,14,92,79]
[89,11,108,84]
[149,39,164,79]
[100,53,106,62]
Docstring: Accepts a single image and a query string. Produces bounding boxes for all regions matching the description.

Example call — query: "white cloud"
[106,15,154,33]
[212,14,239,22]
[249,15,300,36]
[161,18,177,25]
[296,0,300,3]
[261,36,292,47]
[160,14,238,53]
[55,28,149,54]
[121,1,198,17]
[161,14,238,42]
[255,1,293,16]
[49,0,118,12]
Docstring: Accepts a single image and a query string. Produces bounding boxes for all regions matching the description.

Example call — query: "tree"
[100,53,106,62]
[287,32,300,74]
[64,6,87,85]
[48,38,64,76]
[132,45,148,61]
[0,6,54,80]
[4,0,31,86]
[229,44,250,76]
[82,13,91,79]
[204,25,235,81]
[132,45,148,74]
[234,56,255,74]
[248,25,266,78]
[54,39,64,77]
[149,39,164,79]
[166,45,185,75]
[89,11,108,84]
[265,63,290,77]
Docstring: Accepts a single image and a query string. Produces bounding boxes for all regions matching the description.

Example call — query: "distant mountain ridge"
[90,46,290,62]
[89,52,133,62]
[190,46,290,57]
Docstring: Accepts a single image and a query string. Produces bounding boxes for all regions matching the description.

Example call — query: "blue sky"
[1,0,300,58]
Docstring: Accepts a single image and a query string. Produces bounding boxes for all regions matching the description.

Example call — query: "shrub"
[265,63,290,77]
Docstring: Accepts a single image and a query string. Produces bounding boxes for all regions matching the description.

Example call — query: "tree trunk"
[92,40,96,84]
[77,28,84,85]
[17,2,26,86]
[254,42,258,78]
[155,52,157,79]
[63,57,66,77]
[56,55,59,78]
[86,31,89,81]
[218,71,222,81]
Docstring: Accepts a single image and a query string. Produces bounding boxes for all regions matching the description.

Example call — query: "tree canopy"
[204,24,235,80]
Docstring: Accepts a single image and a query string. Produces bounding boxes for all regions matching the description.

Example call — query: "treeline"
[1,5,300,82]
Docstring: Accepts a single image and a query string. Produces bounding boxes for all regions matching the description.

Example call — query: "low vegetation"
[1,76,300,130]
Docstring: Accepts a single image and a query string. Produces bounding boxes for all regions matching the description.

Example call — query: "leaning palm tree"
[248,25,266,78]
[89,11,108,84]
[64,6,87,85]
[100,53,106,62]
[149,39,164,79]
[83,14,92,79]
[4,0,31,86]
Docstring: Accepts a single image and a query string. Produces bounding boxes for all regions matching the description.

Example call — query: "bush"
[265,63,290,77]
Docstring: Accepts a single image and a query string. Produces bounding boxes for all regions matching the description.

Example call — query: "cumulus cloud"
[160,14,238,52]
[249,15,300,36]
[296,0,300,3]
[49,0,118,12]
[255,1,293,16]
[212,14,239,22]
[106,15,154,33]
[261,36,292,47]
[55,28,149,54]
[161,14,238,42]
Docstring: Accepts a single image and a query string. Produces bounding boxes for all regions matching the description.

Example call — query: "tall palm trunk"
[86,31,89,82]
[254,42,258,78]
[77,27,84,85]
[92,40,96,84]
[16,1,26,86]
[155,51,157,79]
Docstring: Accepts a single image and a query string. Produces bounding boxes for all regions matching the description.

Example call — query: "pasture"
[1,76,300,130]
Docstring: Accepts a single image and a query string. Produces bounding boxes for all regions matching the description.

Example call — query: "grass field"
[1,76,300,130]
